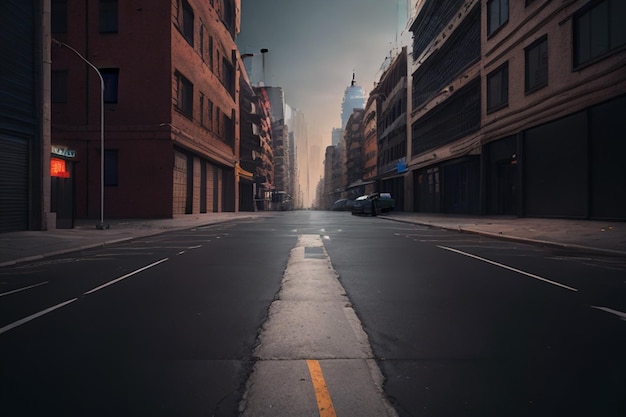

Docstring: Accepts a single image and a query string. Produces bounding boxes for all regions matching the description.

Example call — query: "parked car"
[351,192,395,216]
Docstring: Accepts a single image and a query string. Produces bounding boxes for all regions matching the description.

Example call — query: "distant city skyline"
[341,72,367,130]
[237,0,410,148]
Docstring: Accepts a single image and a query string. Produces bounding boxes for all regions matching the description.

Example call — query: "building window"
[487,62,509,113]
[51,70,68,103]
[104,150,118,186]
[99,0,118,33]
[207,99,214,131]
[487,0,509,36]
[574,0,626,68]
[209,36,214,72]
[199,22,205,60]
[179,0,194,46]
[51,0,67,33]
[100,68,119,103]
[525,36,548,93]
[200,93,205,127]
[175,71,193,118]
[222,57,235,98]
[216,108,222,138]
[223,0,236,37]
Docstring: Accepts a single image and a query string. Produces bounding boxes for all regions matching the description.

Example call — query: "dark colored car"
[351,193,395,216]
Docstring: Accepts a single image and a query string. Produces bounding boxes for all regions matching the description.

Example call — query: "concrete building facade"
[0,0,51,232]
[344,109,366,199]
[480,0,626,219]
[239,64,274,211]
[362,92,378,195]
[404,0,625,220]
[264,87,291,198]
[374,47,408,211]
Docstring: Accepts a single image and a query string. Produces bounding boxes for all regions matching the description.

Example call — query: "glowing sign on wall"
[50,158,70,178]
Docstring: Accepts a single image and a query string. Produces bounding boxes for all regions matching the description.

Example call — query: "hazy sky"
[237,0,409,147]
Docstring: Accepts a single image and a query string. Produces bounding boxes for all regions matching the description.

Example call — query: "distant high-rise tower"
[331,128,343,147]
[341,72,366,129]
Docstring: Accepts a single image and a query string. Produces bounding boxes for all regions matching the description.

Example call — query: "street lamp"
[260,48,269,86]
[52,39,108,229]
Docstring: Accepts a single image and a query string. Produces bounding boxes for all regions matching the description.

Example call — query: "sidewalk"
[379,212,626,256]
[1,211,624,268]
[0,212,275,268]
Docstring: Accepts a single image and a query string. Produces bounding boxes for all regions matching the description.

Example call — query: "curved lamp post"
[52,39,108,229]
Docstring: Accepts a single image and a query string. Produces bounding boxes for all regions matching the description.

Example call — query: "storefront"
[50,146,76,229]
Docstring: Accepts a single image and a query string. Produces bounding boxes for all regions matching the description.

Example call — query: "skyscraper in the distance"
[331,128,343,147]
[341,72,366,129]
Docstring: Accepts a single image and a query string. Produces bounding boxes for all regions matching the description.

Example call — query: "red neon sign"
[50,158,70,178]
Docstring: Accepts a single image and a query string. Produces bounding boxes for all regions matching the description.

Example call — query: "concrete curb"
[378,216,626,257]
[0,216,254,268]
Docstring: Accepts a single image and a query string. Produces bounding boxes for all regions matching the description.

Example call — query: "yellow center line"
[306,359,337,417]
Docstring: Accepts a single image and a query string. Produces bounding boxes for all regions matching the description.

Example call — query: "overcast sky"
[237,0,409,148]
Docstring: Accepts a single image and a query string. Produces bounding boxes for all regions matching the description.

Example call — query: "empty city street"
[1,211,625,416]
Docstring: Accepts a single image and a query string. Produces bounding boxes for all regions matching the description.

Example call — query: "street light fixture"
[52,39,108,229]
[260,48,269,85]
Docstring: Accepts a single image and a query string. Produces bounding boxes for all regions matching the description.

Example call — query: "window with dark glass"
[574,0,626,68]
[99,0,118,33]
[487,0,509,36]
[525,36,548,93]
[51,0,67,33]
[223,0,235,36]
[180,0,194,46]
[222,57,235,98]
[487,62,509,113]
[209,36,214,72]
[175,71,193,117]
[51,70,68,103]
[100,68,119,103]
[207,99,214,131]
[104,150,118,186]
[199,23,205,60]
[200,93,205,127]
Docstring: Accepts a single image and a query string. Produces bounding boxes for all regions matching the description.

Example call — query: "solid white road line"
[0,259,170,336]
[0,281,48,298]
[0,298,78,335]
[591,306,626,321]
[438,246,578,292]
[83,258,169,295]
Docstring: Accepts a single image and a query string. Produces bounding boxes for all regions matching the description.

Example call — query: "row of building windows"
[174,71,233,144]
[487,0,625,67]
[176,0,236,98]
[51,68,119,103]
[486,0,624,114]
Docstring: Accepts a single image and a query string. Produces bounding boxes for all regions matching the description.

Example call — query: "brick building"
[406,0,625,219]
[238,68,274,211]
[344,109,366,199]
[50,0,243,223]
[374,47,407,211]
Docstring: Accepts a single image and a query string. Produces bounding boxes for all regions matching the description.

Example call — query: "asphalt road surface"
[1,211,624,416]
